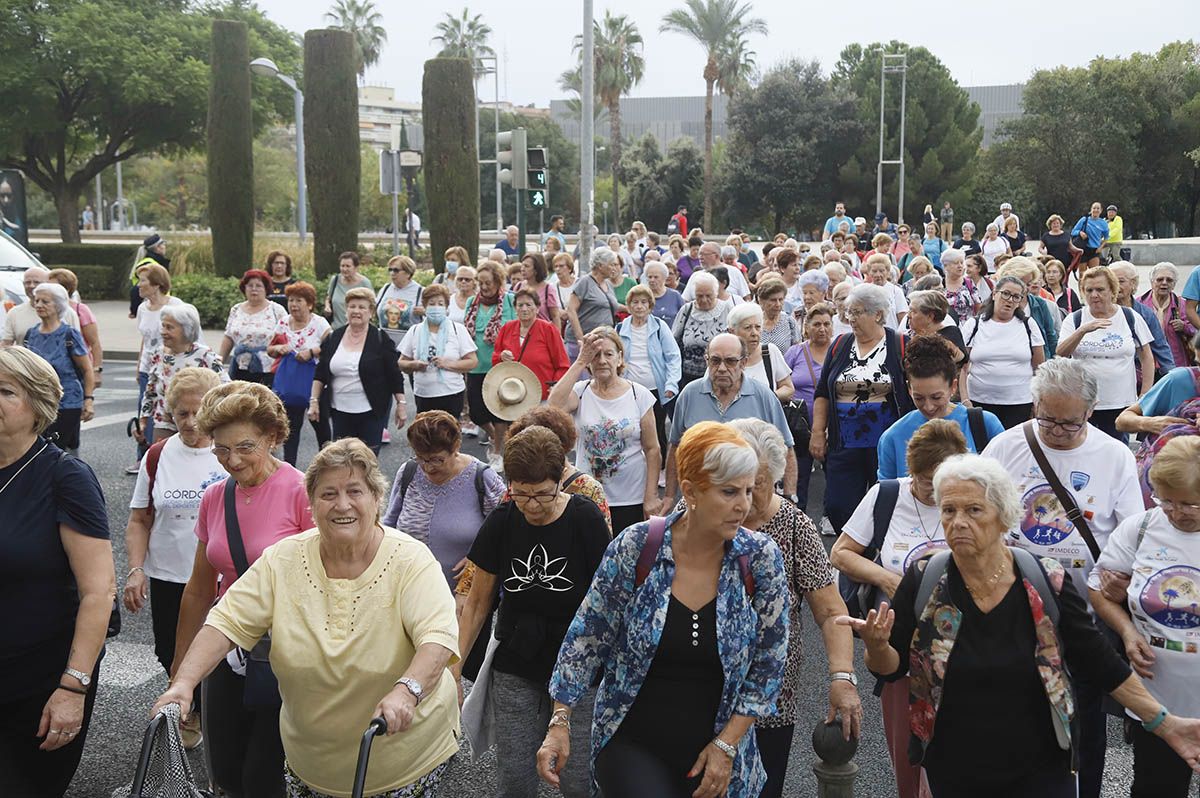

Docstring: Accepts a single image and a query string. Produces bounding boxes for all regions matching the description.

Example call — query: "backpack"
[1069,306,1142,349]
[837,479,901,619]
[964,312,1035,350]
[142,438,168,522]
[966,406,991,452]
[395,459,493,517]
[1134,368,1200,508]
[635,515,755,596]
[666,217,679,235]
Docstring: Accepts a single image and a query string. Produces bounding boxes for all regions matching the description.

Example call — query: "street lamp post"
[476,53,501,234]
[250,57,307,244]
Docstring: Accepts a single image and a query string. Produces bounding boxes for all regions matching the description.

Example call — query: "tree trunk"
[53,185,82,244]
[703,75,714,232]
[610,100,622,233]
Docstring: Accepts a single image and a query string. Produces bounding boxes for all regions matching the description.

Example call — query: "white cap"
[1000,202,1012,210]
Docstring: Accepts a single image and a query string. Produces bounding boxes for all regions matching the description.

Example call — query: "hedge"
[208,20,255,277]
[422,58,479,273]
[35,243,138,269]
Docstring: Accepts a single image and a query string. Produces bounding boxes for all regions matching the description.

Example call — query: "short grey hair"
[1151,261,1179,281]
[728,418,788,483]
[160,302,203,345]
[590,247,618,272]
[0,347,63,434]
[846,282,891,321]
[700,241,721,257]
[644,261,668,277]
[961,222,976,235]
[33,282,70,321]
[824,262,847,280]
[720,245,738,260]
[689,271,719,294]
[799,270,830,293]
[941,248,965,265]
[985,223,999,233]
[727,302,763,330]
[703,441,760,487]
[912,274,945,291]
[933,454,1023,530]
[907,289,950,321]
[1109,260,1137,278]
[1030,357,1099,410]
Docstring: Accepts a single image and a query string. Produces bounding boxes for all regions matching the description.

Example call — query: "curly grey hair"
[846,282,891,322]
[1030,357,1099,410]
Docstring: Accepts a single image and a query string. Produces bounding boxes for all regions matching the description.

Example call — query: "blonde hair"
[343,286,377,308]
[387,255,416,276]
[196,381,289,445]
[1149,437,1200,498]
[305,437,389,511]
[588,326,625,375]
[165,367,222,416]
[1080,265,1118,296]
[0,347,63,434]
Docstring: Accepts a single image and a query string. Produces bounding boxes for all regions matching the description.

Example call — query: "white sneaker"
[125,463,141,475]
[461,423,480,438]
[381,428,391,444]
[488,452,505,474]
[657,471,666,489]
[820,516,837,537]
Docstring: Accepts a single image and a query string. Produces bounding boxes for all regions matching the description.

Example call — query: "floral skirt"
[284,759,450,798]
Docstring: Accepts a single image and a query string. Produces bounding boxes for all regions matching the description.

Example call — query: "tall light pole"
[580,0,595,259]
[874,50,908,225]
[251,57,306,243]
[476,52,502,233]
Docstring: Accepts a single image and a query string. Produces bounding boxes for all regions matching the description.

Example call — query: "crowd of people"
[3,203,1200,798]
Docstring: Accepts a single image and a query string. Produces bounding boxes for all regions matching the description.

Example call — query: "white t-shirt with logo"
[843,477,947,575]
[744,343,789,392]
[1089,508,1200,718]
[1059,306,1153,410]
[398,321,477,398]
[571,381,656,506]
[960,315,1044,404]
[982,423,1144,601]
[130,435,227,584]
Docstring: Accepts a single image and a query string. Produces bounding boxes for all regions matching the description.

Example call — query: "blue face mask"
[425,305,447,324]
[445,260,459,274]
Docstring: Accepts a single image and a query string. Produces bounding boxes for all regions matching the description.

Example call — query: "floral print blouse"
[548,511,790,798]
[225,301,288,373]
[140,344,226,432]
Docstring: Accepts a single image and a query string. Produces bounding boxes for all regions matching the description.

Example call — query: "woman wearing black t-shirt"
[1039,215,1081,284]
[952,222,982,257]
[264,250,296,308]
[456,426,610,798]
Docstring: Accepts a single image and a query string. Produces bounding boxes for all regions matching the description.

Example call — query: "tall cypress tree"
[422,58,479,270]
[207,20,254,277]
[304,29,360,280]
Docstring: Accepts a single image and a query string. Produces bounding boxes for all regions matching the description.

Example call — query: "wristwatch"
[64,667,91,687]
[830,671,858,687]
[395,677,424,704]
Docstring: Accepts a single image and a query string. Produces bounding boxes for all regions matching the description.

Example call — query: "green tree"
[622,134,704,230]
[431,8,495,79]
[359,143,394,232]
[660,0,766,230]
[833,43,982,225]
[714,60,862,233]
[208,20,255,276]
[304,29,361,279]
[715,33,758,100]
[325,0,387,78]
[423,58,479,272]
[561,12,645,231]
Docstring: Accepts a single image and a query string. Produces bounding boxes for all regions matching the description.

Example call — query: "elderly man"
[991,202,1020,234]
[1,266,81,346]
[663,333,798,508]
[981,358,1143,798]
[496,225,521,259]
[1110,260,1175,376]
[680,241,751,302]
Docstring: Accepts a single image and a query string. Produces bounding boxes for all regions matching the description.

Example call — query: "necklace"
[911,490,937,542]
[964,550,1010,602]
[0,442,49,496]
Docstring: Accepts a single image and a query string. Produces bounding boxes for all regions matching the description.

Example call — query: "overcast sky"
[253,0,1193,105]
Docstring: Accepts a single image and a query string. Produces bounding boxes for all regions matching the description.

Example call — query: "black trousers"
[229,369,273,388]
[203,659,285,798]
[1074,678,1107,798]
[148,578,202,711]
[415,390,465,418]
[466,372,504,427]
[756,724,795,798]
[926,763,1076,798]
[610,504,645,536]
[649,390,669,465]
[47,407,82,452]
[596,736,699,798]
[283,399,331,467]
[331,407,387,454]
[975,401,1032,431]
[1090,408,1126,442]
[795,449,815,513]
[0,657,102,798]
[1130,719,1194,797]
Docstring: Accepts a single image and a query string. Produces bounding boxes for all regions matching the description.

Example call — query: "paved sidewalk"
[89,300,225,361]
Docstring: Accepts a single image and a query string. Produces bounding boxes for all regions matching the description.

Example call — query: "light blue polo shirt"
[669,374,794,447]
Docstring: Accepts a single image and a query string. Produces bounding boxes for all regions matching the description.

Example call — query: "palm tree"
[325,0,388,79]
[565,12,645,229]
[661,0,766,228]
[715,33,758,100]
[431,8,495,79]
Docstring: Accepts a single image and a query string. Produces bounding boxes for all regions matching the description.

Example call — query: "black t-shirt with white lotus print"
[470,494,610,685]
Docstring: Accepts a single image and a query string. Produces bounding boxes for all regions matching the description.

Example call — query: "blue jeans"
[136,371,155,460]
[823,446,878,534]
[331,408,386,455]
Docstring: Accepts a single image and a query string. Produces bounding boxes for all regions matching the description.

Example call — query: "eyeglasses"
[414,453,448,467]
[456,276,475,282]
[212,439,266,458]
[388,268,403,273]
[707,355,744,369]
[1152,495,1200,512]
[996,290,1026,303]
[509,490,559,505]
[1034,416,1086,434]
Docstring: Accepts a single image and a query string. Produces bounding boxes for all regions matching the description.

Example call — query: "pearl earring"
[690,504,697,511]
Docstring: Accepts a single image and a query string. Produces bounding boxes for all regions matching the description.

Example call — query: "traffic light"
[528,187,548,209]
[497,129,527,189]
[526,147,547,210]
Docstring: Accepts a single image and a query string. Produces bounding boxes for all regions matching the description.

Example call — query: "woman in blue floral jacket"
[537,421,790,798]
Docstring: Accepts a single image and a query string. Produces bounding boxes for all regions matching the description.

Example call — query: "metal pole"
[875,53,886,219]
[580,0,595,260]
[294,87,307,243]
[406,174,416,259]
[116,161,125,230]
[897,54,907,226]
[94,172,103,231]
[516,189,526,259]
[494,61,502,233]
[392,190,400,256]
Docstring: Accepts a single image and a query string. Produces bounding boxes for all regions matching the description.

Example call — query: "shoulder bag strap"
[761,344,773,387]
[802,343,817,386]
[1120,306,1141,349]
[1021,421,1101,559]
[474,463,491,516]
[635,516,668,587]
[1011,548,1061,627]
[397,460,419,515]
[561,469,583,491]
[223,478,251,577]
[871,480,902,554]
[515,323,535,362]
[967,407,988,451]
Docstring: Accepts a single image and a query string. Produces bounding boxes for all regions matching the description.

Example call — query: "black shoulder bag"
[223,478,281,710]
[763,344,811,452]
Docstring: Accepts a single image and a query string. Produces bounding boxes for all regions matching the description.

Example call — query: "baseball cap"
[999,202,1012,210]
[854,217,867,225]
[1106,204,1118,212]
[874,212,887,224]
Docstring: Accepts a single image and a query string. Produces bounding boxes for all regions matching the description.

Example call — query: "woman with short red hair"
[267,281,331,465]
[219,269,288,385]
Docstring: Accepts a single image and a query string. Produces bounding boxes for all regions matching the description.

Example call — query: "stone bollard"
[811,719,859,798]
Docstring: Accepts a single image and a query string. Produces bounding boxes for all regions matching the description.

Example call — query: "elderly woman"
[1139,262,1196,370]
[756,278,803,351]
[1091,436,1200,797]
[265,250,296,308]
[672,271,731,390]
[47,268,103,384]
[731,418,861,798]
[831,420,968,798]
[220,269,288,386]
[311,286,406,454]
[456,427,611,798]
[265,281,332,466]
[156,438,460,798]
[795,269,830,325]
[1039,214,1080,278]
[959,275,1046,429]
[842,454,1200,798]
[863,253,909,329]
[550,328,661,533]
[940,248,978,323]
[464,261,516,465]
[20,282,95,453]
[132,263,182,463]
[448,265,477,324]
[0,348,113,797]
[1058,265,1154,439]
[434,245,472,286]
[952,221,981,258]
[376,255,425,343]
[1044,258,1080,314]
[566,248,621,358]
[169,381,314,797]
[140,302,225,445]
[900,255,933,292]
[538,422,789,798]
[905,290,966,366]
[728,303,793,402]
[785,303,834,511]
[644,260,684,327]
[324,251,374,328]
[922,222,947,270]
[124,367,223,746]
[618,284,681,463]
[810,283,914,536]
[398,282,479,417]
[492,287,568,400]
[517,252,561,325]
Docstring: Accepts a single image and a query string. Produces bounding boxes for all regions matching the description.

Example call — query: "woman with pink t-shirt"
[171,381,313,798]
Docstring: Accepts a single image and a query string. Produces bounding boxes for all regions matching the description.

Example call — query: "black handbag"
[1072,216,1092,250]
[222,478,281,711]
[762,345,811,451]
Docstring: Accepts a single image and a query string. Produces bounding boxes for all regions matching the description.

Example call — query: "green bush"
[34,243,139,269]
[208,20,255,277]
[69,265,123,300]
[171,274,243,328]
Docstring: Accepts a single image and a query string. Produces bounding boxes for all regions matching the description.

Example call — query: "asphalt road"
[68,361,1142,797]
